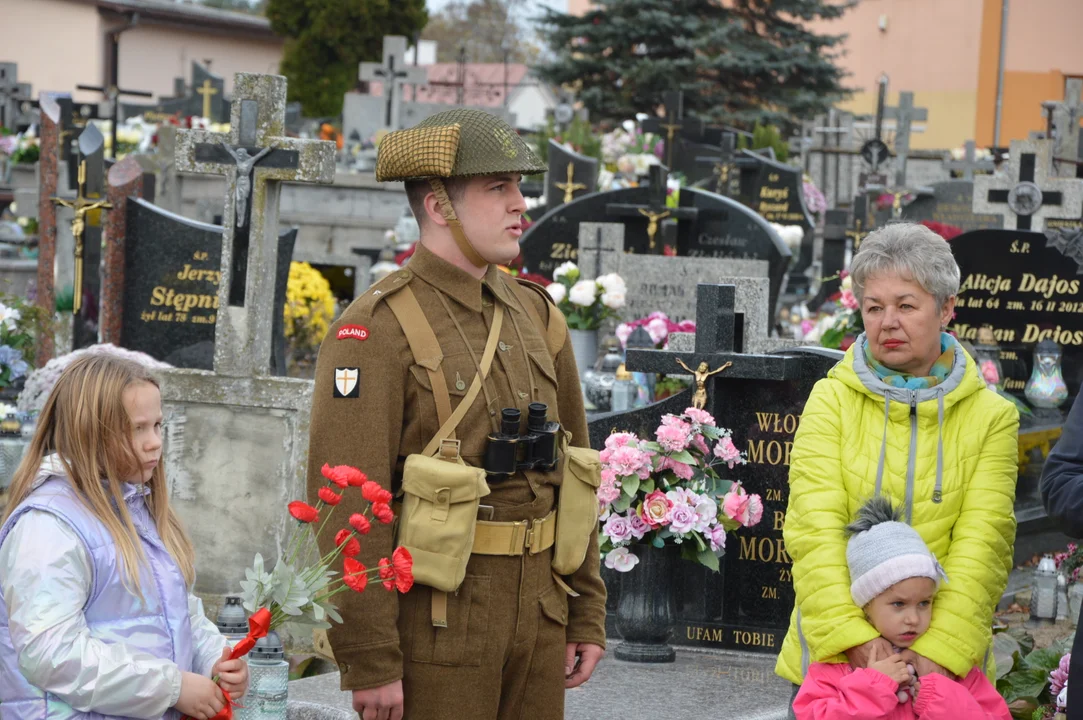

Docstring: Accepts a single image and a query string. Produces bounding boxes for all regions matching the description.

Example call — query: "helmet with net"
[376,109,544,268]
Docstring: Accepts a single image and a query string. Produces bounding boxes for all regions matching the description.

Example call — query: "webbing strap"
[386,287,453,428]
[422,302,504,457]
[509,281,566,358]
[428,179,487,269]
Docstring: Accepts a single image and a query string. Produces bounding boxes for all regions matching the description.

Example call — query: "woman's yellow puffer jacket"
[775,334,1018,685]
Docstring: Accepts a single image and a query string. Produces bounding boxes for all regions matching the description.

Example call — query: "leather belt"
[472,510,556,556]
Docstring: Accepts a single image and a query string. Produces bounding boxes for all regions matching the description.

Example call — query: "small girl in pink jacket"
[792,497,1011,720]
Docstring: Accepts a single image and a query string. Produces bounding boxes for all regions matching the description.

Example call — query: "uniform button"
[498,342,512,352]
[518,391,528,399]
[339,662,350,673]
[490,410,496,416]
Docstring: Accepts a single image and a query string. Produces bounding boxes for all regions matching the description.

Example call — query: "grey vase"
[568,328,598,379]
[614,544,679,663]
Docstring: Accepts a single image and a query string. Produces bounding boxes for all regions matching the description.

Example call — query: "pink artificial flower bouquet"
[598,407,764,573]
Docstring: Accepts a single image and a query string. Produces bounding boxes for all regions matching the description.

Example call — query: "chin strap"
[428,178,488,269]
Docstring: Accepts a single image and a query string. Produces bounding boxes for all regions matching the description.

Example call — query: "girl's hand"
[176,671,225,720]
[867,643,912,686]
[212,646,249,698]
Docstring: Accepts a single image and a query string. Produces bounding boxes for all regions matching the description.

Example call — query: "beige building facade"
[0,0,283,107]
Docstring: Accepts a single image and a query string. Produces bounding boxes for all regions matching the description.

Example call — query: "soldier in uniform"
[307,109,607,720]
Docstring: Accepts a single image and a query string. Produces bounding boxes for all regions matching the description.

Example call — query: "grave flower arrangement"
[615,312,696,351]
[284,261,336,362]
[806,271,863,351]
[597,407,763,573]
[545,262,626,330]
[0,293,52,392]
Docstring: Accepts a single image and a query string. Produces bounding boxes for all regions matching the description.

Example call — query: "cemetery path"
[288,647,791,719]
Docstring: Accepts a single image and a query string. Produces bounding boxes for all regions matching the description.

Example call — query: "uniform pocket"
[410,576,492,666]
[552,446,601,575]
[528,349,561,418]
[538,583,569,627]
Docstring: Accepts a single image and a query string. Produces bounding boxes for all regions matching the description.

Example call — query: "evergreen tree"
[265,0,427,117]
[535,0,853,128]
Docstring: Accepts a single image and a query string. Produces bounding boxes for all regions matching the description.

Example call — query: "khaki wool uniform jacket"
[306,242,608,697]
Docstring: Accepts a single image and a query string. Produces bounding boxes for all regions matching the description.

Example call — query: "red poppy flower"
[362,481,393,505]
[343,558,368,593]
[349,513,371,535]
[379,558,395,591]
[318,487,342,506]
[334,529,361,558]
[321,463,349,489]
[288,501,319,524]
[344,467,367,487]
[391,547,414,592]
[372,502,394,524]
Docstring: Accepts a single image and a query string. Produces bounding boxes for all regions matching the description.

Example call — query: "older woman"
[776,224,1018,700]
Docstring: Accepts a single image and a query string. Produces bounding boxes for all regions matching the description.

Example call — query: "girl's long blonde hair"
[1,353,195,592]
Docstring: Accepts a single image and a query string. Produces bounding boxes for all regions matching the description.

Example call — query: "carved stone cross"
[176,72,336,376]
[1042,78,1083,177]
[360,35,427,130]
[943,140,995,181]
[973,137,1083,231]
[884,91,928,187]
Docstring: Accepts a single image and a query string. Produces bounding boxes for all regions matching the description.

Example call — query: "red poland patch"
[337,325,369,342]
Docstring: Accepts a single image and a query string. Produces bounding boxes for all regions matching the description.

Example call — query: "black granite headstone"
[951,228,1083,402]
[806,209,849,311]
[590,284,842,653]
[902,180,1004,232]
[545,139,599,209]
[120,198,294,374]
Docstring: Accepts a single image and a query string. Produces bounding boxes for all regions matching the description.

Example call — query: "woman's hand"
[846,637,895,671]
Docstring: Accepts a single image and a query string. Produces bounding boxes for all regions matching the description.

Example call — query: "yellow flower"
[284,262,335,353]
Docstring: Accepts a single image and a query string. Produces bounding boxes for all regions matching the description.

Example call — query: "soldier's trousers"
[399,531,568,719]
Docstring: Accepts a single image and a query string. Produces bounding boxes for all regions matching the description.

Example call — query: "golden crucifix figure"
[197,79,218,119]
[51,161,112,314]
[891,191,907,218]
[845,219,866,249]
[675,359,733,410]
[638,208,671,250]
[554,162,587,204]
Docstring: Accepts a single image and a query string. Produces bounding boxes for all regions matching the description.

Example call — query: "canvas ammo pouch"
[386,287,504,598]
[552,439,602,575]
[399,445,490,592]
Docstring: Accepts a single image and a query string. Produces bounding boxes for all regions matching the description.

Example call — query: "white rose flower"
[601,289,625,310]
[605,547,640,572]
[553,261,579,282]
[568,279,597,307]
[596,273,626,294]
[632,153,659,176]
[545,282,567,304]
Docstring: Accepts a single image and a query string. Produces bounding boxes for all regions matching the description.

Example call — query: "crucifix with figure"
[973,137,1083,231]
[606,164,698,253]
[0,63,33,131]
[177,72,336,377]
[50,122,112,350]
[625,284,803,411]
[197,79,219,120]
[555,162,587,204]
[642,91,703,171]
[695,133,740,196]
[360,35,427,130]
[944,140,995,181]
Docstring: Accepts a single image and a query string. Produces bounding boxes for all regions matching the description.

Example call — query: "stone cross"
[944,140,995,181]
[360,35,427,130]
[642,91,704,170]
[576,223,621,279]
[1042,78,1083,177]
[973,137,1083,231]
[176,72,336,377]
[624,284,803,407]
[606,164,698,253]
[884,91,928,187]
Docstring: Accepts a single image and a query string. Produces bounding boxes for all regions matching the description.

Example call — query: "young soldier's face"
[456,173,527,265]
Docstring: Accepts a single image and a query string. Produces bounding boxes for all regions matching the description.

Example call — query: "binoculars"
[484,402,561,482]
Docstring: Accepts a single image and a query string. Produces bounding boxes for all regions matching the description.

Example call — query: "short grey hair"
[850,223,960,306]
